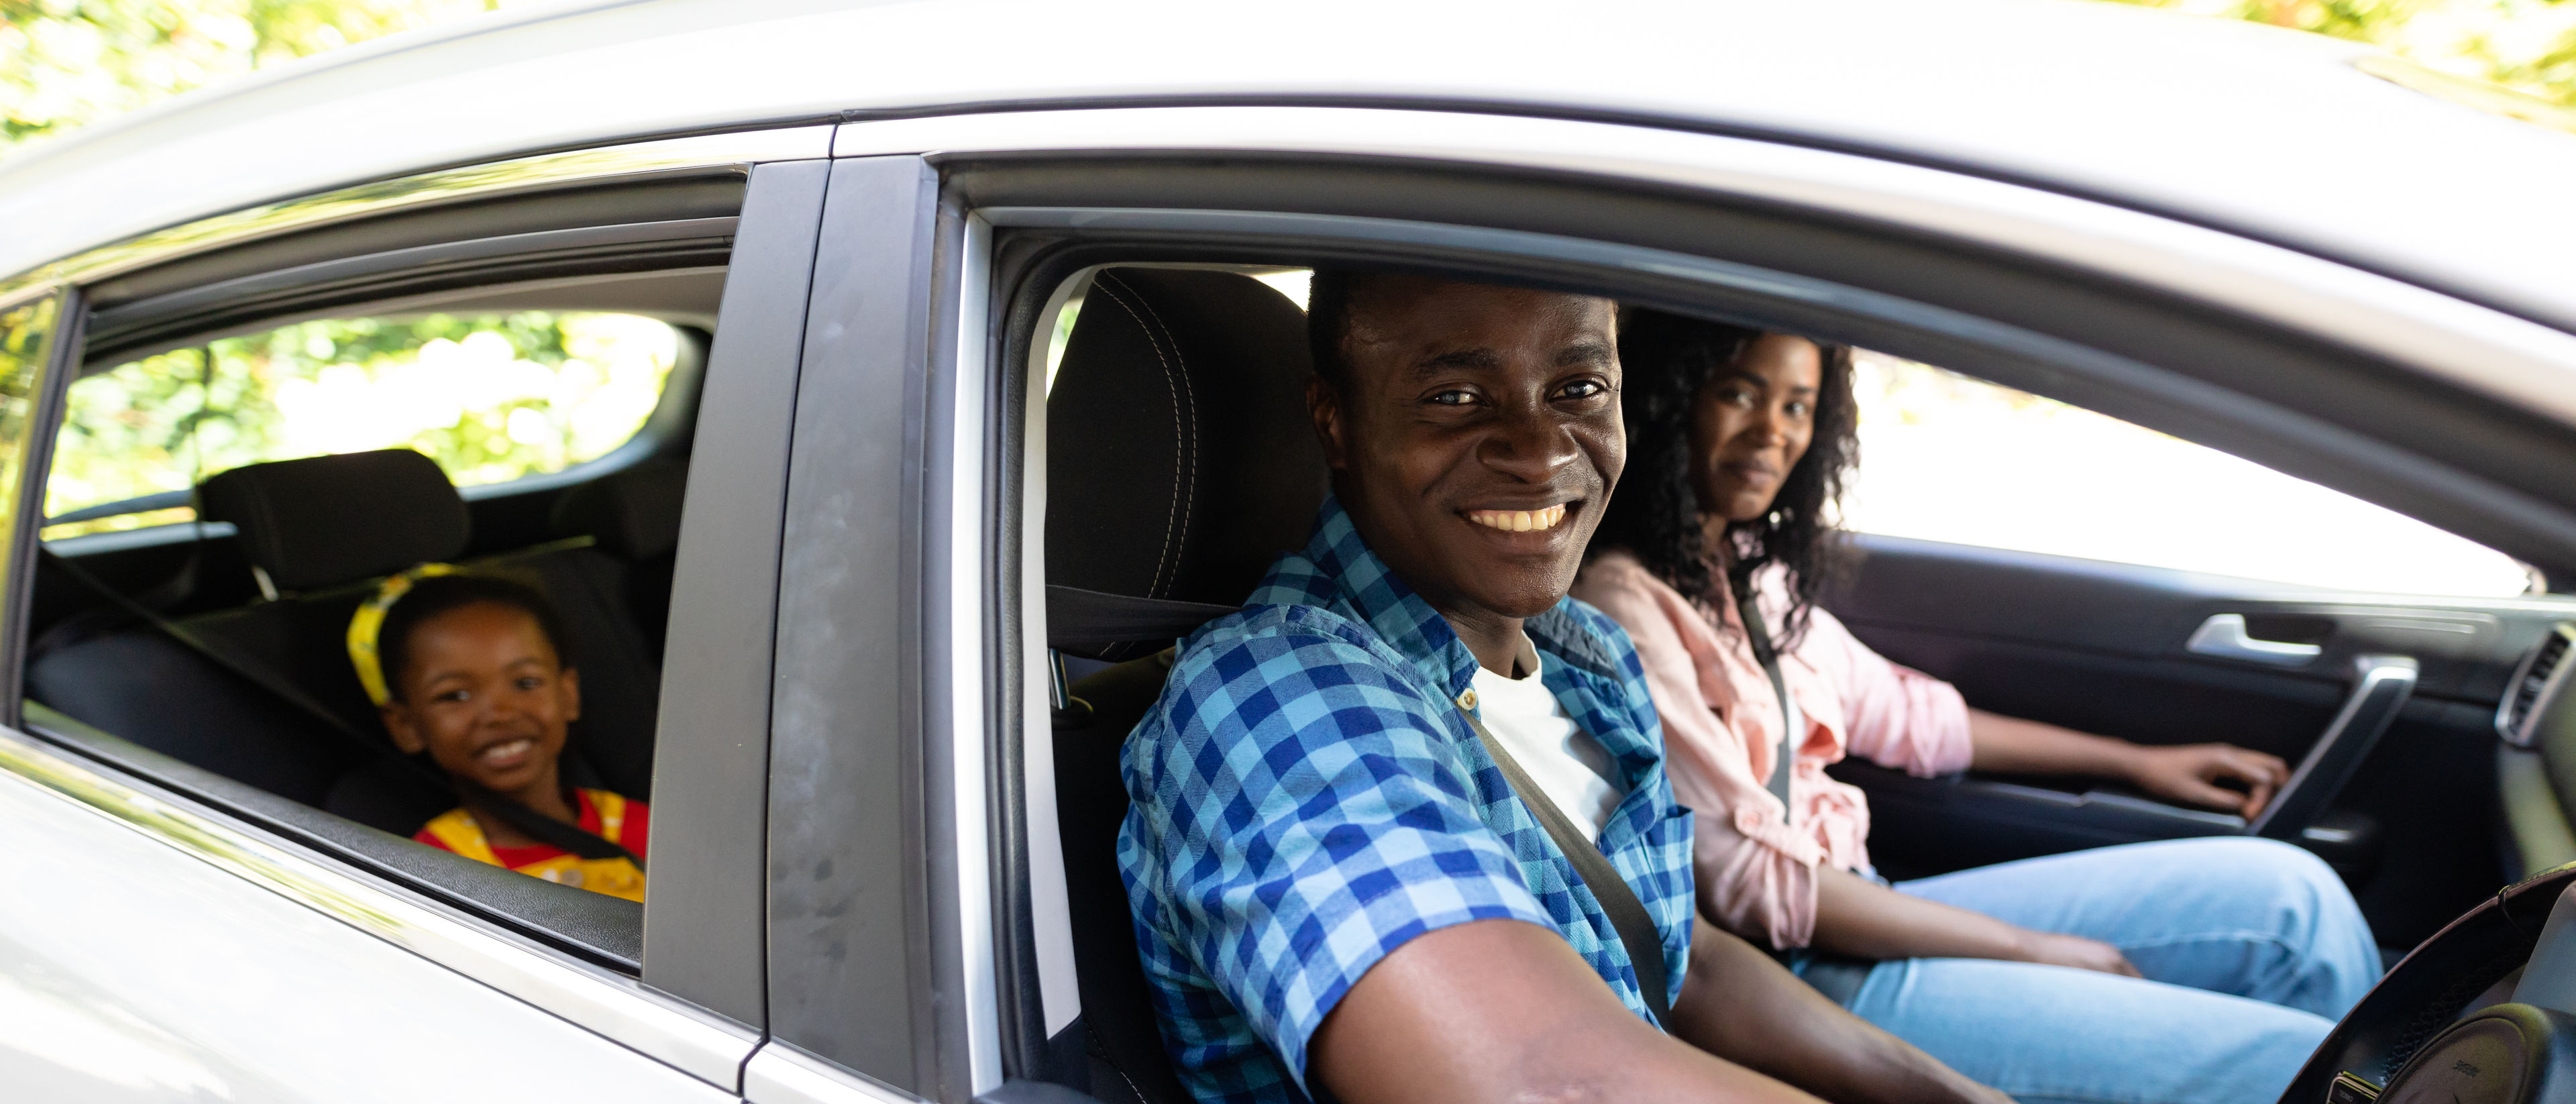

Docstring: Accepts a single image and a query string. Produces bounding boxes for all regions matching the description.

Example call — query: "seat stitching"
[1120,279,1197,601]
[1089,276,1187,600]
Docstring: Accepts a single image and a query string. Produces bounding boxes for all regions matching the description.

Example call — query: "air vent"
[2500,624,2576,747]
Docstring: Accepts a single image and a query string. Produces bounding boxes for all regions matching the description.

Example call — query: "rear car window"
[46,311,680,538]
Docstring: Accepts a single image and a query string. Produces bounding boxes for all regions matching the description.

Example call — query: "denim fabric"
[1843,837,2379,1104]
[1117,496,1694,1104]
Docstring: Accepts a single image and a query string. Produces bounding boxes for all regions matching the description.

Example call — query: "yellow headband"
[347,563,460,707]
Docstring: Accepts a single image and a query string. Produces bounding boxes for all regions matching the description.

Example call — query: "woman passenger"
[1570,309,2381,1104]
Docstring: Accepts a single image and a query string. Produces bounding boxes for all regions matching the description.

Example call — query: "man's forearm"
[1964,707,2138,779]
[1670,920,2004,1104]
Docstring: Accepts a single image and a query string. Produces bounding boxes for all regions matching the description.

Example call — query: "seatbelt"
[36,549,643,869]
[1455,704,1674,1029]
[1729,571,1797,812]
[1728,569,1879,1006]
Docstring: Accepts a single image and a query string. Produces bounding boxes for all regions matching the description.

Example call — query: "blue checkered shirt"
[1116,497,1696,1104]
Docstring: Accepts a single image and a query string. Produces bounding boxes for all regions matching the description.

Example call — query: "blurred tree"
[0,0,518,151]
[2112,0,2576,106]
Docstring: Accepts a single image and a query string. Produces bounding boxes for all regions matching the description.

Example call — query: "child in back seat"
[349,568,649,902]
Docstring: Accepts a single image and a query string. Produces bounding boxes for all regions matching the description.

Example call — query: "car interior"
[15,262,720,973]
[21,185,2576,1100]
[1026,262,2576,1103]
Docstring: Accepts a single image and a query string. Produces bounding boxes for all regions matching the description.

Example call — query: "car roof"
[3,0,2573,333]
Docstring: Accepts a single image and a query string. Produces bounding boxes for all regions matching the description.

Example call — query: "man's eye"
[517,676,544,691]
[1428,389,1477,406]
[1559,380,1608,400]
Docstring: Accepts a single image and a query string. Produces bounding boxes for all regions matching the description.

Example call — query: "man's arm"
[1965,708,2289,818]
[1668,919,2012,1104]
[1311,919,1813,1104]
[1807,867,2138,977]
[1309,918,2008,1104]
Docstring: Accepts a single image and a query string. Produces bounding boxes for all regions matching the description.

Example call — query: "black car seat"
[28,449,672,834]
[549,457,688,661]
[1044,268,1328,1103]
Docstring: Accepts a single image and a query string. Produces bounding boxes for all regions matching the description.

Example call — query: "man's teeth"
[1467,505,1568,533]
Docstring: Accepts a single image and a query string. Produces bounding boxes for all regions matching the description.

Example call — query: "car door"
[756,103,2576,1104]
[0,130,838,1100]
[1818,435,2571,950]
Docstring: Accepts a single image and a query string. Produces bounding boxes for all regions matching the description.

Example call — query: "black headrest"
[552,459,688,561]
[197,449,470,592]
[1046,269,1327,629]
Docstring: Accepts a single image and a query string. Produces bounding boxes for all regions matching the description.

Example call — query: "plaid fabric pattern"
[1117,497,1696,1104]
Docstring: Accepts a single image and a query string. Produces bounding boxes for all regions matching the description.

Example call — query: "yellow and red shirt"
[414,788,649,903]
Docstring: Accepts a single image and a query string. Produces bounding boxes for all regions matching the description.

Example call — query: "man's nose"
[1480,398,1580,482]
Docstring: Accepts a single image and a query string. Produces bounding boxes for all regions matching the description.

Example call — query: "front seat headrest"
[551,459,687,561]
[1046,269,1327,630]
[197,448,470,592]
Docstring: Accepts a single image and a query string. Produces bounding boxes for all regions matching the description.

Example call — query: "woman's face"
[1687,333,1823,525]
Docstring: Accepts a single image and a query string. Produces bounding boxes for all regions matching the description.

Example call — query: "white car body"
[1,2,2573,1102]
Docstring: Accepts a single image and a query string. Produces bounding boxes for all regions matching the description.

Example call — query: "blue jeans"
[1835,838,2380,1104]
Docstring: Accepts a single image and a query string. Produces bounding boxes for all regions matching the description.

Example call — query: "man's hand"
[2012,930,2143,978]
[2123,742,2290,818]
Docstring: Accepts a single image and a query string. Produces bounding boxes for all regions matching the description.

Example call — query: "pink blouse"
[1570,551,1974,950]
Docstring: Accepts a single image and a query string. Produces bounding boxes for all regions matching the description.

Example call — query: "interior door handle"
[2249,653,2418,840]
[2187,614,2322,666]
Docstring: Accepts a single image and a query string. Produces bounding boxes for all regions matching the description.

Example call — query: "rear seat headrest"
[551,459,687,561]
[1046,269,1327,616]
[197,449,469,592]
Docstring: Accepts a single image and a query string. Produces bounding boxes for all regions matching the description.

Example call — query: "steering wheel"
[2284,865,2576,1103]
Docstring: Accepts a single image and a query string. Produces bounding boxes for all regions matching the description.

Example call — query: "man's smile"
[1464,504,1570,533]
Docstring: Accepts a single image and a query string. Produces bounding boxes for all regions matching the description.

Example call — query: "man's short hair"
[1306,267,1362,392]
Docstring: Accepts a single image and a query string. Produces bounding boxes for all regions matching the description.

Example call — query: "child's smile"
[379,600,584,816]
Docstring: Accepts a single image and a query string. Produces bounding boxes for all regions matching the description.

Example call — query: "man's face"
[1311,277,1623,624]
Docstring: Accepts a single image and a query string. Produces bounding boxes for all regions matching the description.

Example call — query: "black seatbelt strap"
[1730,571,1798,812]
[37,549,643,869]
[1456,704,1675,1029]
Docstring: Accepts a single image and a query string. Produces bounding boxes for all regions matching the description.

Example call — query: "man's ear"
[381,706,426,755]
[1307,376,1350,471]
[558,666,582,724]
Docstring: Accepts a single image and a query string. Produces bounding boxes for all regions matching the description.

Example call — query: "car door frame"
[0,126,839,1096]
[751,103,2576,1103]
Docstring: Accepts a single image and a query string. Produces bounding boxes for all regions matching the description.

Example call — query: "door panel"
[0,743,731,1101]
[1827,533,2562,947]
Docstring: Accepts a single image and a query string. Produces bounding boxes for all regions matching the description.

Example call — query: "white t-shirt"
[1470,647,1627,841]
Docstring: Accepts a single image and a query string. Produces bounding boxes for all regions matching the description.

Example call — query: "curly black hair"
[1587,308,1860,647]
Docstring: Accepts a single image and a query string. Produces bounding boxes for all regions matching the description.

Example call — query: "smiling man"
[1117,271,2008,1104]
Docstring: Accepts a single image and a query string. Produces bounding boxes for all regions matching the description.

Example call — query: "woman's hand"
[2013,930,2143,978]
[2123,742,2290,818]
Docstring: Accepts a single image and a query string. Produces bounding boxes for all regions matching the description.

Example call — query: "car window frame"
[925,133,2576,1100]
[0,128,835,1095]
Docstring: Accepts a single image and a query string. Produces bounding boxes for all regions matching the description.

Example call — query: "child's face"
[380,602,582,796]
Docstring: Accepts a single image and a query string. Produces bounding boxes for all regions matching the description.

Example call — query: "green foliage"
[2110,0,2576,107]
[46,311,678,533]
[0,296,58,539]
[0,0,515,152]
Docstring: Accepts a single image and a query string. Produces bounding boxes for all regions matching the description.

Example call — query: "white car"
[2,1,2575,1101]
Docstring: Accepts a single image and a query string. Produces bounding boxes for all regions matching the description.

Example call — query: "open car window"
[1843,350,2537,598]
[46,311,682,539]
